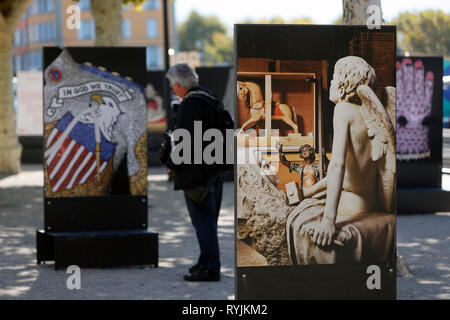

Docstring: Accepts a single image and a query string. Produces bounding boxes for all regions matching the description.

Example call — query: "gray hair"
[165,63,199,89]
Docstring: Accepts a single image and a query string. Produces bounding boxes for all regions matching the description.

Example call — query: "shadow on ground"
[397,213,450,299]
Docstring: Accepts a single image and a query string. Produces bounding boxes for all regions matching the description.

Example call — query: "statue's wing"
[357,85,396,213]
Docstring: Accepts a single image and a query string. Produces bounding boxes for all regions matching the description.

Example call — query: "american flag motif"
[45,112,116,193]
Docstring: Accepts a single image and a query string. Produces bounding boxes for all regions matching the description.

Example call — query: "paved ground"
[1,164,449,299]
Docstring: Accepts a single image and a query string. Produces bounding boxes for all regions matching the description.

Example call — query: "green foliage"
[124,0,146,6]
[178,10,227,52]
[177,11,317,66]
[390,10,450,56]
[177,10,231,65]
[331,15,343,25]
[290,17,315,25]
[72,0,146,5]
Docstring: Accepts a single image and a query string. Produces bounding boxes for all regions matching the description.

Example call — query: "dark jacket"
[167,86,222,190]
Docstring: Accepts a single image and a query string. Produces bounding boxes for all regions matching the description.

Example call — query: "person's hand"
[301,216,335,247]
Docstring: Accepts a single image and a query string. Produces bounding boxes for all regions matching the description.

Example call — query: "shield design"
[45,112,116,193]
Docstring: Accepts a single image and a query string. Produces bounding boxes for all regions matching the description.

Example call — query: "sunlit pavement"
[1,164,449,299]
[0,165,234,300]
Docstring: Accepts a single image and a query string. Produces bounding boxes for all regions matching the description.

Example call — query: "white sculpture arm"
[302,176,327,198]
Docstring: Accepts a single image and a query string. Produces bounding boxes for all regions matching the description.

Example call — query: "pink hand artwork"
[396,58,434,160]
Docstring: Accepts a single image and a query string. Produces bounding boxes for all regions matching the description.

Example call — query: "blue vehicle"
[444,60,450,128]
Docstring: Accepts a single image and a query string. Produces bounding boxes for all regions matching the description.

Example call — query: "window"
[28,22,54,43]
[14,55,22,72]
[15,29,28,47]
[47,0,53,12]
[146,19,158,38]
[30,1,39,15]
[17,53,25,70]
[122,20,131,39]
[13,56,17,73]
[78,20,95,40]
[28,50,43,70]
[21,29,27,46]
[78,0,91,11]
[22,53,28,70]
[28,24,37,43]
[44,22,55,41]
[146,45,162,69]
[143,0,160,10]
[31,22,55,42]
[38,23,44,41]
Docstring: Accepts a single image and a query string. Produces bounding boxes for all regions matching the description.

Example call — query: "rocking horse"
[237,81,298,134]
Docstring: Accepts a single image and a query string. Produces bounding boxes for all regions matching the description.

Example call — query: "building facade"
[12,0,176,73]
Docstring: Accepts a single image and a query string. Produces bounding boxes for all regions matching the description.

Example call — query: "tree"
[290,17,315,25]
[177,11,315,65]
[178,10,227,52]
[242,16,315,25]
[342,0,413,278]
[90,0,124,46]
[177,10,231,65]
[332,15,343,25]
[0,0,33,173]
[242,16,286,24]
[74,0,146,46]
[391,10,450,57]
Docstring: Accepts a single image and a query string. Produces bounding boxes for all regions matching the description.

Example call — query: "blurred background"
[1,0,450,300]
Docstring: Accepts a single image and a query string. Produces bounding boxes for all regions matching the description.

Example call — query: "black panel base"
[236,264,396,300]
[397,188,450,214]
[36,229,158,269]
[397,162,442,189]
